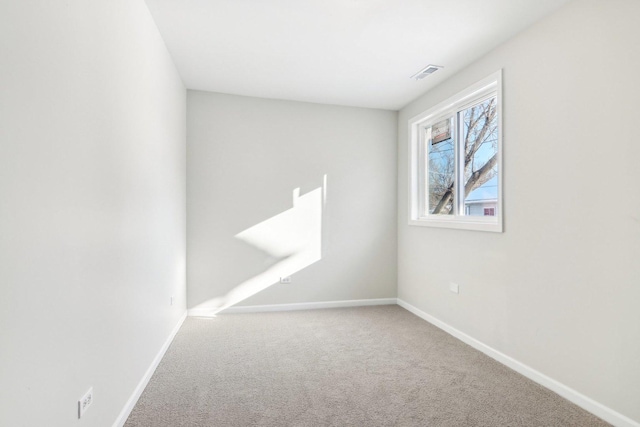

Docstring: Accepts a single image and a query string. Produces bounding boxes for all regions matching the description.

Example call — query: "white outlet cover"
[280,277,292,284]
[449,282,459,294]
[78,387,93,419]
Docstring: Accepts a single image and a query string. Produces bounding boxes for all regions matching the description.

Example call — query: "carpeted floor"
[125,305,609,426]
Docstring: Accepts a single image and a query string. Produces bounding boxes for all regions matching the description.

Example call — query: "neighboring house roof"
[465,199,497,205]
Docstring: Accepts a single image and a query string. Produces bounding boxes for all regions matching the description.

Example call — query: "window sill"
[408,217,503,233]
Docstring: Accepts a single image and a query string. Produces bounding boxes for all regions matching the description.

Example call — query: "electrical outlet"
[449,282,459,294]
[280,276,292,284]
[78,387,93,419]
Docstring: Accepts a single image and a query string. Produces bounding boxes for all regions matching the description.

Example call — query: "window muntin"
[409,71,502,232]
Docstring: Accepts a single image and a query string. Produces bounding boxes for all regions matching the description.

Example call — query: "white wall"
[398,0,640,423]
[0,1,186,426]
[187,91,397,311]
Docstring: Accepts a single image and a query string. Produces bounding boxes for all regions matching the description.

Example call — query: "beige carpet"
[125,305,608,426]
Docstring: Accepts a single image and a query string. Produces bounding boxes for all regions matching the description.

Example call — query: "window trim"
[408,70,503,232]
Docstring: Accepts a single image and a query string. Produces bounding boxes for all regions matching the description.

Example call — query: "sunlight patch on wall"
[189,177,325,317]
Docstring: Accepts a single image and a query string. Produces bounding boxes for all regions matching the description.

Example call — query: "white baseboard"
[112,311,187,427]
[189,298,397,316]
[397,299,639,427]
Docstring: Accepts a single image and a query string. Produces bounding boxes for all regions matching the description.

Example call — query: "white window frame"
[408,70,503,232]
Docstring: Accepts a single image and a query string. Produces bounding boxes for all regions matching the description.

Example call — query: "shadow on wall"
[189,175,327,316]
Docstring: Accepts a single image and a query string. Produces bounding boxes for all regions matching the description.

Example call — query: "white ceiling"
[144,0,569,110]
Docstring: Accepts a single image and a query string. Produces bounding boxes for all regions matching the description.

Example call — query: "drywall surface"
[397,0,640,423]
[187,91,397,311]
[0,1,186,426]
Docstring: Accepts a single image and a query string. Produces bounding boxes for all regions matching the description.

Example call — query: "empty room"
[1,0,639,426]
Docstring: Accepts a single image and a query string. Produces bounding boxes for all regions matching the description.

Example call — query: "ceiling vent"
[411,64,443,80]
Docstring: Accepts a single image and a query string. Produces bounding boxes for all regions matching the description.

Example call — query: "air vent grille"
[411,64,443,80]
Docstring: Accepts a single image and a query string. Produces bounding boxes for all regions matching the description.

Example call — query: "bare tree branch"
[464,153,497,197]
[464,101,496,167]
[432,186,453,214]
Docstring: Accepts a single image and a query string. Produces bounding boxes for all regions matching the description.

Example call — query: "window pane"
[461,97,498,217]
[427,117,455,215]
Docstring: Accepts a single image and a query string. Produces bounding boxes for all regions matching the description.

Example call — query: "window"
[409,71,502,232]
